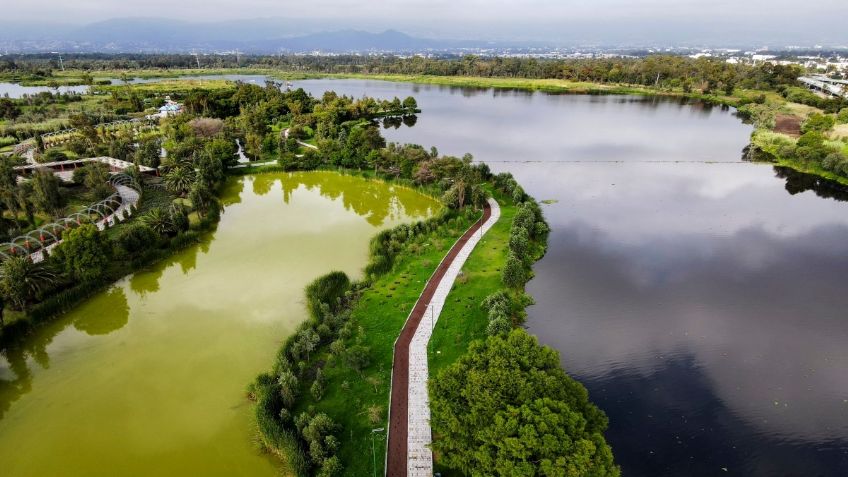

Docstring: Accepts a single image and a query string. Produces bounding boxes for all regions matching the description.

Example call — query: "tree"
[142,207,173,236]
[0,98,21,120]
[502,252,527,288]
[801,113,836,134]
[114,224,158,256]
[298,328,320,363]
[135,137,162,169]
[205,137,239,169]
[430,330,619,477]
[164,162,196,197]
[486,316,512,336]
[296,412,339,467]
[52,223,112,282]
[189,180,215,217]
[345,345,371,375]
[0,256,55,312]
[73,162,112,200]
[402,96,418,111]
[508,226,530,258]
[311,368,326,401]
[31,169,65,217]
[278,369,299,409]
[188,117,225,139]
[169,204,190,233]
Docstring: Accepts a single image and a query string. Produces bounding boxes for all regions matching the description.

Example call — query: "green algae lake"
[0,171,439,476]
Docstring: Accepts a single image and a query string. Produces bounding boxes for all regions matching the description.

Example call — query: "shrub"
[114,223,158,256]
[345,345,371,374]
[486,316,512,336]
[305,271,351,320]
[508,226,530,257]
[278,370,299,409]
[502,252,527,289]
[52,223,112,282]
[311,368,326,401]
[801,113,836,134]
[39,148,68,163]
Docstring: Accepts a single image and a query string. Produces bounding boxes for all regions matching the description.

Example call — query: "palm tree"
[0,256,56,312]
[141,207,173,236]
[164,164,196,197]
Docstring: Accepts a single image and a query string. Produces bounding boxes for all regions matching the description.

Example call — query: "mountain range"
[0,18,546,54]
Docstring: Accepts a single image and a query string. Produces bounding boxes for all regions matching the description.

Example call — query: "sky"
[5,0,847,45]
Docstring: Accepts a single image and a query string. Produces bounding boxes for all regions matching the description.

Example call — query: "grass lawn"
[428,190,515,377]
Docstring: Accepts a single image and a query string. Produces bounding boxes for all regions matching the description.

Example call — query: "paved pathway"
[283,128,319,150]
[29,184,139,263]
[386,198,501,477]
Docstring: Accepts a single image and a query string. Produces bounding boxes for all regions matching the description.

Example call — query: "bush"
[345,345,371,374]
[52,223,112,282]
[508,226,530,257]
[254,373,309,476]
[305,271,351,320]
[39,148,68,163]
[838,108,848,124]
[310,368,326,401]
[502,252,527,288]
[114,223,158,256]
[801,113,836,134]
[486,316,512,336]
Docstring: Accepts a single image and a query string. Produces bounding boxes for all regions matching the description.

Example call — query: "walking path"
[29,184,139,263]
[283,128,319,150]
[386,197,501,477]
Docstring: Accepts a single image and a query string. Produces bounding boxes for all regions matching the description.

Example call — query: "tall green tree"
[52,223,112,282]
[429,329,619,477]
[164,161,196,197]
[0,256,55,312]
[135,137,162,169]
[31,169,65,217]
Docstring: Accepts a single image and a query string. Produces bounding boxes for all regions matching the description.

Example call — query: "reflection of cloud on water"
[589,355,847,477]
[529,220,848,442]
[514,163,848,243]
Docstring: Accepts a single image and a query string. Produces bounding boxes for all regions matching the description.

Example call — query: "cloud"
[5,0,846,44]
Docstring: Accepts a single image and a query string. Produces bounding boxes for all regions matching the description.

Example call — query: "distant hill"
[0,17,531,53]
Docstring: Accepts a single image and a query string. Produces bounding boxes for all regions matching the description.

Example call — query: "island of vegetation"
[0,68,618,476]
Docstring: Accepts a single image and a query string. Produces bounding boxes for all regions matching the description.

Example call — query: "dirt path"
[386,198,498,477]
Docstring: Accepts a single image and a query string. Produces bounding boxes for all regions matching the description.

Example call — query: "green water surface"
[0,171,439,476]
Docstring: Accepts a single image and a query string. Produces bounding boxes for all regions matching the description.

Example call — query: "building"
[149,96,184,119]
[14,157,157,183]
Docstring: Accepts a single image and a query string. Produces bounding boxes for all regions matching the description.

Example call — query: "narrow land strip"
[386,198,499,477]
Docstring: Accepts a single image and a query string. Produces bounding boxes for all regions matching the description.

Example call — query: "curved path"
[29,183,140,263]
[386,197,501,477]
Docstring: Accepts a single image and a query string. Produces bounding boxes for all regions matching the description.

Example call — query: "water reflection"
[287,80,848,476]
[776,166,848,202]
[73,287,130,336]
[276,171,437,226]
[522,163,848,476]
[0,82,89,98]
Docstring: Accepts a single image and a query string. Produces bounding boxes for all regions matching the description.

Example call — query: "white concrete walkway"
[406,198,501,476]
[29,184,140,263]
